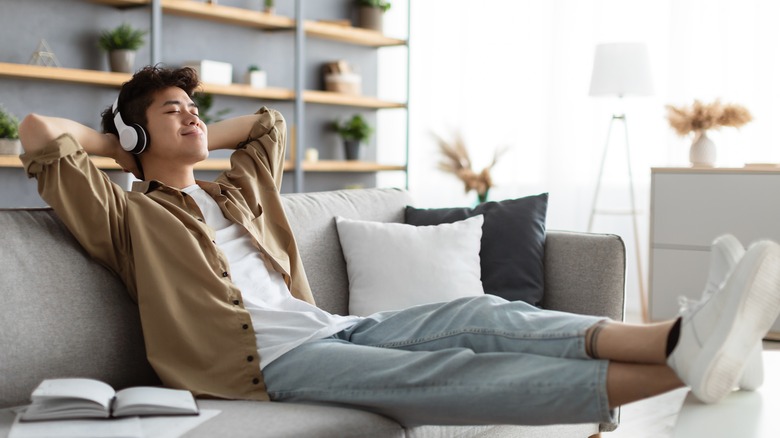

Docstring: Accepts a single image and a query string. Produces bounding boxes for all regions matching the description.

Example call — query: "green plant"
[247,64,261,72]
[264,0,274,7]
[98,23,147,51]
[356,0,391,12]
[192,93,231,124]
[0,106,20,139]
[334,114,373,142]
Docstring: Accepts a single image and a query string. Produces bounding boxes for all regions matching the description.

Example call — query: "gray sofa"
[0,188,625,438]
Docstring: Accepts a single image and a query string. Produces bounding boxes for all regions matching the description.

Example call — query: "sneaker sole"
[693,241,780,403]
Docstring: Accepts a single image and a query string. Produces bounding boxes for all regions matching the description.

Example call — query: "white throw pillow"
[335,215,485,317]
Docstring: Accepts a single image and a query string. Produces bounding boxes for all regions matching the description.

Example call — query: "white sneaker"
[668,240,780,404]
[678,234,764,391]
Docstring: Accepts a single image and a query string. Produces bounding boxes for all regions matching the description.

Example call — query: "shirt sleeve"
[217,107,287,212]
[20,134,132,286]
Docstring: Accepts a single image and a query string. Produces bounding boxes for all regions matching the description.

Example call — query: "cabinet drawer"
[651,172,780,248]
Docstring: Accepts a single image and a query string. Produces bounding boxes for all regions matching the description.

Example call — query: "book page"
[21,379,116,421]
[113,387,198,417]
[30,379,115,408]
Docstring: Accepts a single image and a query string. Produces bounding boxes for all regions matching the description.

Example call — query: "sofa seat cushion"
[183,400,404,437]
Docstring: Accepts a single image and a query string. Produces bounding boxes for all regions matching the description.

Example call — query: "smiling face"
[142,86,209,166]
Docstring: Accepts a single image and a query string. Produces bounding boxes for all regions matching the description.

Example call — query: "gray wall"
[0,0,384,207]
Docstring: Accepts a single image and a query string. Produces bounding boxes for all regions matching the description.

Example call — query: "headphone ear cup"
[129,124,148,155]
[118,123,148,155]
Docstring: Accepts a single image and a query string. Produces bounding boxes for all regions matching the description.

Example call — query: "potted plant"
[192,93,231,124]
[355,0,390,32]
[666,99,752,167]
[98,23,147,73]
[334,114,373,160]
[245,65,267,88]
[263,0,275,14]
[0,105,21,155]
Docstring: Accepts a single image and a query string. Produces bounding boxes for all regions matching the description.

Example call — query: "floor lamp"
[587,42,653,322]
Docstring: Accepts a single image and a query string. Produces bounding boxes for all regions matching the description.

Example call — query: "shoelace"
[678,295,701,315]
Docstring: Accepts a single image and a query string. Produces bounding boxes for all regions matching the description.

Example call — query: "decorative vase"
[108,49,136,74]
[0,138,22,155]
[689,131,716,167]
[358,6,384,32]
[344,139,361,160]
[245,70,267,88]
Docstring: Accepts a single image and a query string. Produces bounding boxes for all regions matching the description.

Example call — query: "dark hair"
[100,65,201,143]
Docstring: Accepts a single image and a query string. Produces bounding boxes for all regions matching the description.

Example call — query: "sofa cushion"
[405,193,548,306]
[281,188,414,316]
[335,215,485,316]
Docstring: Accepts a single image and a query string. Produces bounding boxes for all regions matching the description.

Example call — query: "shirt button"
[222,271,229,277]
[242,324,249,330]
[247,355,254,362]
[197,218,204,222]
[233,299,240,305]
[252,378,260,385]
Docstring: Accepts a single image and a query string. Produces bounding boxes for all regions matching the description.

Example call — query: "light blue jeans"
[263,295,613,426]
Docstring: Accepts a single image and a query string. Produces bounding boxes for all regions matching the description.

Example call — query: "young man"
[19,66,780,426]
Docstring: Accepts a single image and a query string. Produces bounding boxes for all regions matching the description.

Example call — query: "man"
[19,65,780,426]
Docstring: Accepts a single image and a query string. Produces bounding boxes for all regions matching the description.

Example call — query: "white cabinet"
[649,167,780,338]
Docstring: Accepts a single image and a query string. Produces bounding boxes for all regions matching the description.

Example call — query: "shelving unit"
[0,154,404,173]
[0,0,409,190]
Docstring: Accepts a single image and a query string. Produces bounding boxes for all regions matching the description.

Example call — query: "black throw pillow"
[404,193,548,305]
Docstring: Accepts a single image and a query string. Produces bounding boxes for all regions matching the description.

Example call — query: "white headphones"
[112,98,148,155]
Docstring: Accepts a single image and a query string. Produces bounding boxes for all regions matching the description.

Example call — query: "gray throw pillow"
[404,193,548,305]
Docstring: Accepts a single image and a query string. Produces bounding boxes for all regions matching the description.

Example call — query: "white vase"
[245,70,267,88]
[0,138,22,155]
[689,131,716,167]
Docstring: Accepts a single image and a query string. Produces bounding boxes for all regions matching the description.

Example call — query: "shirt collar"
[132,179,241,196]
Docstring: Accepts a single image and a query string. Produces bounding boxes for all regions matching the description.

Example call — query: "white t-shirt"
[182,185,361,369]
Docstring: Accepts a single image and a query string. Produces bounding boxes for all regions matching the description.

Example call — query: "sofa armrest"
[542,231,626,322]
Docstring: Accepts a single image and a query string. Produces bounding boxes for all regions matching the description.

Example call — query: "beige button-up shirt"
[21,107,312,401]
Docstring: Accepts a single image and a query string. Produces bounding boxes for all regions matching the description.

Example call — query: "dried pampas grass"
[433,131,506,203]
[666,100,752,136]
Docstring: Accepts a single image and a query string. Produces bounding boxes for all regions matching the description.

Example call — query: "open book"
[20,378,199,421]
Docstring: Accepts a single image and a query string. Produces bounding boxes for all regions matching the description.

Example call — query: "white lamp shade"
[589,43,653,97]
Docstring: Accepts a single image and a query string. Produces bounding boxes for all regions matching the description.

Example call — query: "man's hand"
[109,134,143,179]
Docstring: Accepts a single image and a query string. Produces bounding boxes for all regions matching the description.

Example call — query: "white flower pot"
[689,131,716,167]
[0,138,22,155]
[245,70,267,88]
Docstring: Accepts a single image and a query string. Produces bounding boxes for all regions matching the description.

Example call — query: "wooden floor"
[605,310,780,437]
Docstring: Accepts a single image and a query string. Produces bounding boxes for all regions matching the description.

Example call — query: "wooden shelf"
[0,155,403,174]
[160,0,294,30]
[0,155,22,167]
[0,155,232,171]
[91,1,405,46]
[0,63,130,88]
[303,90,406,109]
[0,63,404,108]
[200,82,295,101]
[294,160,406,172]
[304,20,406,47]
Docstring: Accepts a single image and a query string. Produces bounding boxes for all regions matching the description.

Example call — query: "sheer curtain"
[379,0,780,314]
